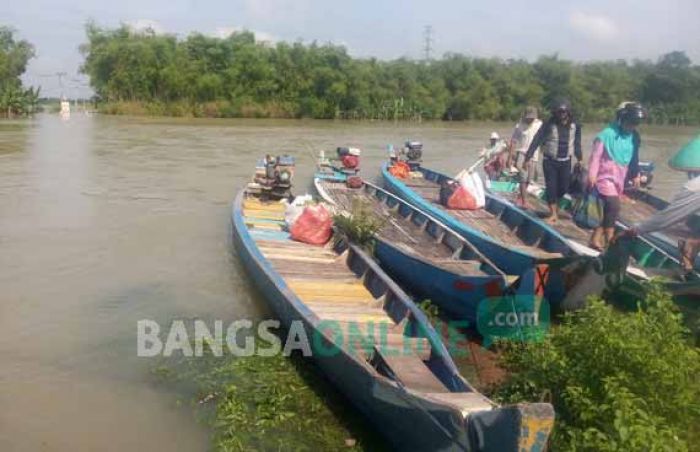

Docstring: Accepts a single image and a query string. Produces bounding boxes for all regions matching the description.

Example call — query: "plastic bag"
[388,161,410,179]
[569,163,587,197]
[456,172,486,208]
[284,194,313,228]
[447,185,478,210]
[572,189,603,229]
[290,204,333,245]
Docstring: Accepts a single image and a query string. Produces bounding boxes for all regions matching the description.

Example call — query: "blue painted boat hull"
[381,164,581,307]
[232,191,554,451]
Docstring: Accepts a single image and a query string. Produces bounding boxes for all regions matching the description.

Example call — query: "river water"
[0,114,696,451]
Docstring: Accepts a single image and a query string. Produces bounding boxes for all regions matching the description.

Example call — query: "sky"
[4,0,700,98]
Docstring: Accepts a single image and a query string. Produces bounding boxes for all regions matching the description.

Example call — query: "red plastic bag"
[341,155,359,169]
[388,161,410,179]
[290,204,333,245]
[447,186,477,210]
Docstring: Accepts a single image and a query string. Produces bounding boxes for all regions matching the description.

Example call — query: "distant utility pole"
[423,25,433,62]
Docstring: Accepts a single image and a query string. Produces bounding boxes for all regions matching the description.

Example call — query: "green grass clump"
[333,199,386,251]
[155,342,387,451]
[490,283,700,451]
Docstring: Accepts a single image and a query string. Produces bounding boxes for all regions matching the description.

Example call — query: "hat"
[490,132,500,140]
[524,106,538,119]
[669,136,700,172]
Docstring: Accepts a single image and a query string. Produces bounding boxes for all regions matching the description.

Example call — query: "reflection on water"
[0,114,695,451]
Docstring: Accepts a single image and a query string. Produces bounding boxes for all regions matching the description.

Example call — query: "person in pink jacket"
[587,103,645,250]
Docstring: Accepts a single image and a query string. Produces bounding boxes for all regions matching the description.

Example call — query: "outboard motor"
[252,154,295,200]
[404,141,423,170]
[337,147,361,175]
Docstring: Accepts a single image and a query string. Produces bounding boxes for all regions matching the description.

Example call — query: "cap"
[524,106,538,119]
[490,132,500,140]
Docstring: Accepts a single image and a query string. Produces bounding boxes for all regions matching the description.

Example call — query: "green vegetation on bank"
[154,345,387,451]
[0,26,39,117]
[80,23,700,123]
[490,284,700,451]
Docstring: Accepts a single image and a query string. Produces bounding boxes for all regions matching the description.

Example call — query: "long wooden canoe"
[382,163,700,309]
[485,180,700,309]
[232,190,554,451]
[315,177,548,325]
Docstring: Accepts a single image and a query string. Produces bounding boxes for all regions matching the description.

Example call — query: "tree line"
[0,26,40,117]
[80,24,700,124]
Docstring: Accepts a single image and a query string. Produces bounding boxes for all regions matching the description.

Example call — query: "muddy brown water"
[0,114,696,451]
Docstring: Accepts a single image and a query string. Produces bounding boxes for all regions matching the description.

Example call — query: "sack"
[341,155,359,169]
[569,163,587,196]
[447,186,478,210]
[456,172,486,208]
[346,176,363,189]
[572,189,604,229]
[290,204,333,245]
[388,161,410,179]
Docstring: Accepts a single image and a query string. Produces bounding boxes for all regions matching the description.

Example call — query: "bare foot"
[588,241,604,252]
[545,216,558,225]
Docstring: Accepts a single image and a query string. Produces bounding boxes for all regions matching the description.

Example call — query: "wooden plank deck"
[242,194,446,393]
[406,177,554,255]
[321,181,493,276]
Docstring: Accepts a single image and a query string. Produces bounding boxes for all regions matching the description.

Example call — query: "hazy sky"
[5,0,700,97]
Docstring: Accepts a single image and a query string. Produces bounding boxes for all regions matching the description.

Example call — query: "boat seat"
[422,392,494,417]
[373,348,449,393]
[287,280,373,297]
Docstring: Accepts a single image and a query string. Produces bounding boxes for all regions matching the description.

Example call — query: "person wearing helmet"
[510,106,543,207]
[524,99,582,222]
[629,136,700,276]
[481,131,508,180]
[587,102,645,250]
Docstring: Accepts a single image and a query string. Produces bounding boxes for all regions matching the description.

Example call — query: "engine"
[251,154,296,200]
[404,141,423,169]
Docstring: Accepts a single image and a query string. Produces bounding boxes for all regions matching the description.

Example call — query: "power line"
[423,25,433,62]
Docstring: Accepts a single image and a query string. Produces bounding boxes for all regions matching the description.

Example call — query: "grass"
[153,343,388,451]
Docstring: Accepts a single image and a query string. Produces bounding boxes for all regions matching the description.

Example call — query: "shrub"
[490,284,700,451]
[333,199,386,251]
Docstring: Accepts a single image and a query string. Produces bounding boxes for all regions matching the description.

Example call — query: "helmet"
[617,102,646,125]
[550,98,571,114]
[490,132,500,140]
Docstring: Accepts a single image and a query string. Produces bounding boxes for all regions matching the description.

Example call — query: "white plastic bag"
[456,171,486,208]
[284,194,313,228]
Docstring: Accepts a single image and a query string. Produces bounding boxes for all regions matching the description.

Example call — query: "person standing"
[510,106,543,207]
[481,132,508,180]
[524,99,582,223]
[587,102,645,250]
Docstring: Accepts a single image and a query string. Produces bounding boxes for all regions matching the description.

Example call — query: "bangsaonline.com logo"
[137,296,549,357]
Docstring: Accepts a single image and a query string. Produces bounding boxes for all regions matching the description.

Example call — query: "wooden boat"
[490,176,700,270]
[231,190,555,451]
[315,177,545,325]
[485,179,700,306]
[380,162,603,309]
[381,163,700,309]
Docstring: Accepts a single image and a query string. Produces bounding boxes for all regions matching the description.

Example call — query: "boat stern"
[467,402,554,452]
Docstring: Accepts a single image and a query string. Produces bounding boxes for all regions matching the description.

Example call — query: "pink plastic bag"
[290,204,333,245]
